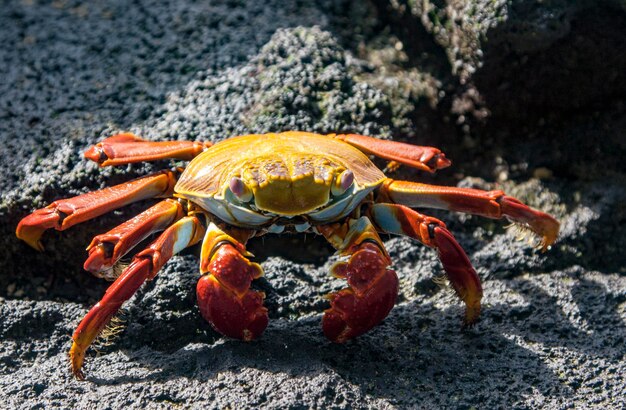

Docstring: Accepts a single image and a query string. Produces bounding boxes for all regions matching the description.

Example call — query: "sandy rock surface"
[1,0,625,408]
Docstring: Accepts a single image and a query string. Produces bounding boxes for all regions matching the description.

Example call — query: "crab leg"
[379,180,560,250]
[370,203,482,325]
[84,133,212,167]
[84,198,185,279]
[195,223,268,341]
[333,133,451,173]
[69,215,205,380]
[318,217,398,343]
[16,170,178,251]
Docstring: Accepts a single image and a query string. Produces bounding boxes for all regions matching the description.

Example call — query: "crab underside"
[16,131,560,380]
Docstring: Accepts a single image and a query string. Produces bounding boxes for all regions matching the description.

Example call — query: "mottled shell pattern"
[174,131,386,230]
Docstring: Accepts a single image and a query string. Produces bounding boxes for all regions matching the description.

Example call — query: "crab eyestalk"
[331,170,354,196]
[229,177,253,202]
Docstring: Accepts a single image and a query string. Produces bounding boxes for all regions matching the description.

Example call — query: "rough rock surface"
[1,0,625,408]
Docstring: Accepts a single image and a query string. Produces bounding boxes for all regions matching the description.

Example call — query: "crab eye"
[331,170,354,196]
[229,177,253,202]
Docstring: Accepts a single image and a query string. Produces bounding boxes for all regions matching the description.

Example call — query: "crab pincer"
[196,223,268,341]
[318,217,398,342]
[324,242,398,342]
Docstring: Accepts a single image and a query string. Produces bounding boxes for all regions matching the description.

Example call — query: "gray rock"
[1,0,625,409]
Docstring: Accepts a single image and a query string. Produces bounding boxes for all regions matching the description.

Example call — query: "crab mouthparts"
[250,177,331,215]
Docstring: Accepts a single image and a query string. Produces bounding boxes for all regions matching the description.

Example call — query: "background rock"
[1,0,625,408]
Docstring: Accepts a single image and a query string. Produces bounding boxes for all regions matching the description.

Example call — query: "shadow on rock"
[89,302,574,408]
[493,268,626,360]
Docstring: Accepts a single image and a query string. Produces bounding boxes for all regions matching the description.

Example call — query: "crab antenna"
[331,170,354,196]
[229,177,253,202]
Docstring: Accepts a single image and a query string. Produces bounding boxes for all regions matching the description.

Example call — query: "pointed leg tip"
[462,303,481,328]
[434,153,451,170]
[69,342,86,381]
[83,246,108,274]
[462,318,479,329]
[16,223,46,251]
[83,145,104,164]
[542,218,560,249]
[16,208,61,251]
[499,196,560,249]
[73,369,86,381]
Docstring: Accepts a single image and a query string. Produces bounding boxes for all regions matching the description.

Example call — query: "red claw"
[196,244,268,341]
[323,242,398,343]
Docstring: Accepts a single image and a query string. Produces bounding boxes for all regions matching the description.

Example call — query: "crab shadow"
[501,271,626,360]
[84,260,624,407]
[91,305,570,407]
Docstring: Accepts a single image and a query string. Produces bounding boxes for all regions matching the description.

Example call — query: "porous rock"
[1,0,625,408]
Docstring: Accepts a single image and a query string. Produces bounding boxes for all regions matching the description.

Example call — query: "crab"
[16,131,559,379]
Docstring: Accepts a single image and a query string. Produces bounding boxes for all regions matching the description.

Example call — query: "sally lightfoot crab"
[16,131,559,379]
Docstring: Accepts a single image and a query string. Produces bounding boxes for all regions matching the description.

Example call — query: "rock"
[1,0,624,408]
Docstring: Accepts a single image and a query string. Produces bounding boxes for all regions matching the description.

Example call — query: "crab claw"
[197,242,268,341]
[323,242,398,343]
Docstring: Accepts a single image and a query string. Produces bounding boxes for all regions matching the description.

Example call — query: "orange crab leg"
[318,217,398,343]
[69,215,205,380]
[84,133,212,167]
[84,198,185,279]
[333,133,451,173]
[379,180,560,250]
[16,170,178,251]
[195,223,268,341]
[370,203,482,325]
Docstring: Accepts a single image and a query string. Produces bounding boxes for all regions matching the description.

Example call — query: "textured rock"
[1,0,625,409]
